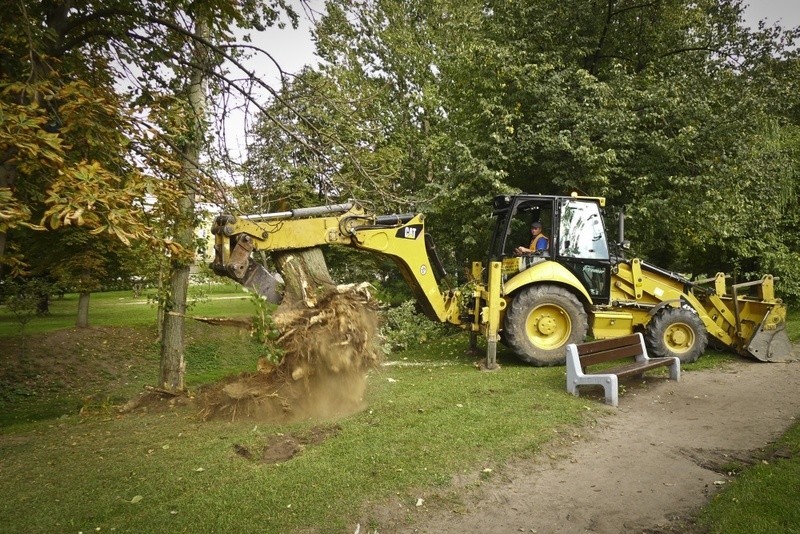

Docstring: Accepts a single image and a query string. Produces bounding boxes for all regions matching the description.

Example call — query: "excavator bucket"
[210,219,283,304]
[239,258,282,304]
[745,309,795,362]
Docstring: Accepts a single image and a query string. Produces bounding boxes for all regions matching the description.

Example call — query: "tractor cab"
[489,194,613,304]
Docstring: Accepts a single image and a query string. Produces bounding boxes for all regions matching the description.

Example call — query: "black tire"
[644,306,708,364]
[503,285,588,366]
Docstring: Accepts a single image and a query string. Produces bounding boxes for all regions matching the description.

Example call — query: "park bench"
[565,333,680,407]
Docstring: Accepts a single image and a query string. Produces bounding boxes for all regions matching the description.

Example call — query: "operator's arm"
[515,236,548,256]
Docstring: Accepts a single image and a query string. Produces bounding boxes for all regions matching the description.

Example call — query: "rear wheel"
[503,285,588,366]
[645,306,708,363]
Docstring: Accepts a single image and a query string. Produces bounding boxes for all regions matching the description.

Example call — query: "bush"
[380,300,451,354]
[371,278,414,307]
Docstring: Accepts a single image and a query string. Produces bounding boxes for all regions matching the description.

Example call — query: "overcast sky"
[746,0,800,27]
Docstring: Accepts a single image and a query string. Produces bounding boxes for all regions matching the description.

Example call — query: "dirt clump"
[233,424,341,464]
[196,284,381,423]
[116,387,193,414]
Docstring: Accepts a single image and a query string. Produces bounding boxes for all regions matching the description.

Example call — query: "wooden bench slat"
[589,358,675,379]
[575,334,641,355]
[579,343,643,366]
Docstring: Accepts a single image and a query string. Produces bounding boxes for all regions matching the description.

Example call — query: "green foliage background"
[243,0,800,303]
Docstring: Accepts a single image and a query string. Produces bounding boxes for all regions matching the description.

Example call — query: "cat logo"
[396,224,423,240]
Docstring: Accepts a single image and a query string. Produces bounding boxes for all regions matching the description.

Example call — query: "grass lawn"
[0,293,797,532]
[0,284,255,337]
[698,420,800,533]
[0,328,597,533]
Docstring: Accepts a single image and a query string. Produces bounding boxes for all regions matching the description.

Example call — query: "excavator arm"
[210,201,463,325]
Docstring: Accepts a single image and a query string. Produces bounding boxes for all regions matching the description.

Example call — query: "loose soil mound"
[196,284,382,423]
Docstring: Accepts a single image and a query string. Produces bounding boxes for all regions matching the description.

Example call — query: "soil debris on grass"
[233,425,341,464]
[196,284,382,423]
[116,387,192,414]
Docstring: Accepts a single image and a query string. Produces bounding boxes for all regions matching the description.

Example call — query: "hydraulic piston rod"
[240,202,355,221]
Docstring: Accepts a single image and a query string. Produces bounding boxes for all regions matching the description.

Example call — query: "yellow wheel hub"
[663,323,694,354]
[526,303,572,350]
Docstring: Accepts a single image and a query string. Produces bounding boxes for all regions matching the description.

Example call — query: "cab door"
[556,199,611,303]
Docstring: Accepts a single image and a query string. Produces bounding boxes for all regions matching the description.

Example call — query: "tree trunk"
[274,247,335,308]
[76,291,90,327]
[36,288,50,315]
[155,259,166,341]
[159,263,189,391]
[158,173,195,391]
[158,17,208,393]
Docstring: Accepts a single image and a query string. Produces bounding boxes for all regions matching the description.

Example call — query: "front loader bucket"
[745,309,795,362]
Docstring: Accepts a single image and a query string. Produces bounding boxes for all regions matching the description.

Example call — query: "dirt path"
[404,356,800,533]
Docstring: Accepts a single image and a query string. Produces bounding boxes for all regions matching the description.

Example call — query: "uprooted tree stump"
[196,247,383,422]
[274,247,336,306]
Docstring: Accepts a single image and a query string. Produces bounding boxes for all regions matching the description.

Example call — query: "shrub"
[380,300,451,354]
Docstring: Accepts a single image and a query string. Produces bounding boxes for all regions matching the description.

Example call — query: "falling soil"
[196,284,382,423]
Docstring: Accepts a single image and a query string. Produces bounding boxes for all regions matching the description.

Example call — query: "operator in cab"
[514,221,549,256]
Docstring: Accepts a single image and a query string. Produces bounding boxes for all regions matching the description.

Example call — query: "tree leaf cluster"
[1,0,303,322]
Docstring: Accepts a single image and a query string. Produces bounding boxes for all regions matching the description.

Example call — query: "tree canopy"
[1,0,305,388]
[242,0,800,301]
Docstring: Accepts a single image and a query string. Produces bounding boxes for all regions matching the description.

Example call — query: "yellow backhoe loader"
[210,194,792,367]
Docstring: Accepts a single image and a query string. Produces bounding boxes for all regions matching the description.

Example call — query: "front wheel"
[644,306,708,363]
[503,285,588,366]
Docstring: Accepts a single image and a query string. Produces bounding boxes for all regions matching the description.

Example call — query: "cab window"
[558,200,609,260]
[504,201,552,257]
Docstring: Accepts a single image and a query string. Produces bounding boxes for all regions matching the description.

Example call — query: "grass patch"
[0,321,258,429]
[184,332,262,386]
[0,285,254,337]
[787,309,800,343]
[698,420,800,533]
[0,334,599,533]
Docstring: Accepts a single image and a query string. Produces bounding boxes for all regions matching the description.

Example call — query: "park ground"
[1,291,799,533]
[401,353,800,533]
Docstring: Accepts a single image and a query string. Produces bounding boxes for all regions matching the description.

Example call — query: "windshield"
[558,200,609,260]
